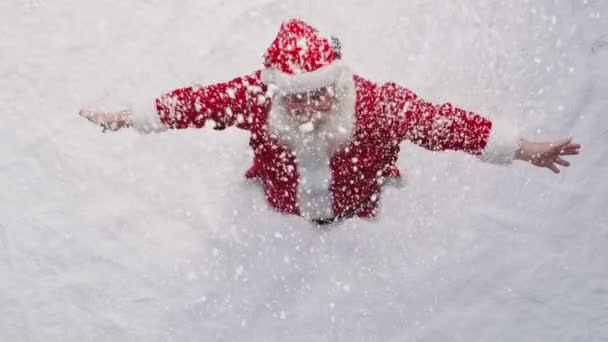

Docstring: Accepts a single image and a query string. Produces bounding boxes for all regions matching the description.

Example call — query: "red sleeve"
[379,82,492,155]
[155,71,269,131]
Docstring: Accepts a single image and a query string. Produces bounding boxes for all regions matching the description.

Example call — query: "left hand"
[515,137,581,174]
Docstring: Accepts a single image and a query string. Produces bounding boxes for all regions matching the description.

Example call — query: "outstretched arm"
[80,71,269,133]
[380,82,580,171]
[380,82,513,162]
[156,71,268,131]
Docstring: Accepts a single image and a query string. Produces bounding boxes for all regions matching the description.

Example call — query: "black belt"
[311,192,377,226]
[311,217,341,226]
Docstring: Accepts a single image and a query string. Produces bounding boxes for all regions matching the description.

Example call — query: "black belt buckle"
[312,217,338,226]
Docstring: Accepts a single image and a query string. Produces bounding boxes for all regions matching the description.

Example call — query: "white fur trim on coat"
[267,65,357,219]
[261,61,350,94]
[479,118,520,165]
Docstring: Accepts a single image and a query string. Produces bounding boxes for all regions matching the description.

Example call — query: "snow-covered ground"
[1,0,607,340]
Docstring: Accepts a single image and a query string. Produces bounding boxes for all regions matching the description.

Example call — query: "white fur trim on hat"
[479,118,520,165]
[261,60,349,93]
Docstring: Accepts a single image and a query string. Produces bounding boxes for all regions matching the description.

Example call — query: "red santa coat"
[133,67,519,220]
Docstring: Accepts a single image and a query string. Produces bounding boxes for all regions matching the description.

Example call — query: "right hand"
[79,109,133,132]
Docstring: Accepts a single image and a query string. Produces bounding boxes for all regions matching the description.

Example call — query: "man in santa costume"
[80,19,580,225]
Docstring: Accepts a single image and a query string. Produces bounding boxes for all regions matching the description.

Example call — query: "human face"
[279,86,338,123]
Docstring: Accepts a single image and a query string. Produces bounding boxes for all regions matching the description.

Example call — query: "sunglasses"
[280,86,337,104]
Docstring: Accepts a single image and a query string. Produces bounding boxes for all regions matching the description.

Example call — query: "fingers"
[79,109,105,125]
[550,137,572,149]
[554,157,570,167]
[547,156,571,174]
[565,143,581,149]
[79,109,95,120]
[547,163,561,174]
[79,109,119,132]
[550,137,581,155]
[560,144,581,156]
[562,143,581,152]
[560,149,580,156]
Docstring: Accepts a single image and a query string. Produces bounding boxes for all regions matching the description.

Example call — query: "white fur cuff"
[261,61,350,93]
[131,97,166,134]
[479,118,520,165]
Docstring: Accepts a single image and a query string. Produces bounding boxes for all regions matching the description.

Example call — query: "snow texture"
[1,0,607,341]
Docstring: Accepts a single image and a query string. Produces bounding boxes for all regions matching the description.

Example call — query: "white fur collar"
[267,68,357,219]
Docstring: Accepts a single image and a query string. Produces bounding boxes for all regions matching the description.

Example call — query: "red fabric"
[155,73,492,218]
[155,71,269,131]
[263,19,337,75]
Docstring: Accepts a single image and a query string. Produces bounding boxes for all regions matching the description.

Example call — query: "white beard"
[267,70,357,219]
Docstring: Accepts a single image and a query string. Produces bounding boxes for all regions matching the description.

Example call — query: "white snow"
[1,0,607,341]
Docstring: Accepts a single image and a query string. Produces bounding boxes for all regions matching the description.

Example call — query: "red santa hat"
[261,19,347,93]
